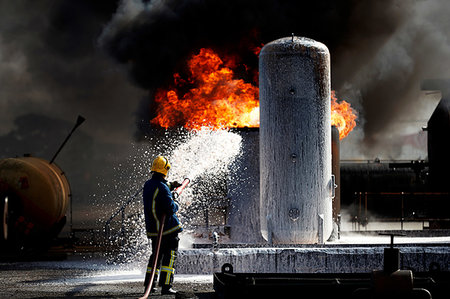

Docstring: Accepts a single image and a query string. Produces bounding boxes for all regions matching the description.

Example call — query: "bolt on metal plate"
[289,208,300,221]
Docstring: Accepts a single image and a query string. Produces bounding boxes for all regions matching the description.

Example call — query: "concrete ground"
[1,232,449,298]
[0,258,215,298]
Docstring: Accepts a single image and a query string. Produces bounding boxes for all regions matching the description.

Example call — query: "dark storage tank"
[421,79,450,192]
[427,97,450,191]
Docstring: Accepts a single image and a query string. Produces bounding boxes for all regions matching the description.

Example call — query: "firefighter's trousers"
[144,233,179,288]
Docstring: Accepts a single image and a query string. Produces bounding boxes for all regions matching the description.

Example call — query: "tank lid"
[261,36,329,56]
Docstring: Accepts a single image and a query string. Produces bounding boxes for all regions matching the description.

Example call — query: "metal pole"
[364,192,368,230]
[358,192,361,231]
[401,192,404,231]
[50,115,85,164]
[69,194,74,241]
[51,115,85,240]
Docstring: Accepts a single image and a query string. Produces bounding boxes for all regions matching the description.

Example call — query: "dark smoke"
[3,0,450,157]
[100,0,450,157]
[0,1,143,142]
[99,0,355,89]
[0,1,148,230]
[99,0,354,129]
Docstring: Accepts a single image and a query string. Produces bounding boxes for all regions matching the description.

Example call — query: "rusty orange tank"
[0,156,70,249]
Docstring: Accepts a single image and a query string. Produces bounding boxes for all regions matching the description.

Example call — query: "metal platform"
[213,263,450,299]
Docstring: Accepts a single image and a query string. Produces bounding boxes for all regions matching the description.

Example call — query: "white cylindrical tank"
[259,36,332,244]
[227,128,264,244]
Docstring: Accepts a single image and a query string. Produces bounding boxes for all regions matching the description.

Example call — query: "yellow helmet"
[151,156,171,176]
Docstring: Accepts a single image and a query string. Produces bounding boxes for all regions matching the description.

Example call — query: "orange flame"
[151,48,357,138]
[151,48,259,130]
[331,90,357,139]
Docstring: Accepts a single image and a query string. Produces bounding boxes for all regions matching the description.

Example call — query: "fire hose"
[140,177,190,299]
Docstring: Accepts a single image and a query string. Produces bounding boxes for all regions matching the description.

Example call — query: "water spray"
[102,128,242,267]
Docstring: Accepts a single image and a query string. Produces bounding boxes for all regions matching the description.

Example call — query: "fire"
[151,48,259,130]
[151,48,357,139]
[331,91,357,139]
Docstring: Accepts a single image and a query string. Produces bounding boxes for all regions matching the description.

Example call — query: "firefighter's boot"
[161,286,177,295]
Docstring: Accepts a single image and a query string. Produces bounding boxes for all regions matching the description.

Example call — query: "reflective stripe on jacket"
[143,173,182,237]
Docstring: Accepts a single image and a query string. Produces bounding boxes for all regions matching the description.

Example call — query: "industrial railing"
[104,187,143,244]
[351,191,450,231]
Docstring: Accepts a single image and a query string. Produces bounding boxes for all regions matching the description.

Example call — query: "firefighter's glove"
[169,181,182,191]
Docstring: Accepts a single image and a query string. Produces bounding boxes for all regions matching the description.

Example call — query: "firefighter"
[143,155,182,295]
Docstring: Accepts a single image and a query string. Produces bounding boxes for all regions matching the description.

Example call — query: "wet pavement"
[0,257,215,298]
[1,233,449,298]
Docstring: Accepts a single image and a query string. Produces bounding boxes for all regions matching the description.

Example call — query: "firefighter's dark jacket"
[143,173,182,237]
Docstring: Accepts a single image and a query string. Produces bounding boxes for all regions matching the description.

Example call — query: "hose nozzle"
[173,178,190,199]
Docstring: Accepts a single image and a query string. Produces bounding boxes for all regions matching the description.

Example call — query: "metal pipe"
[50,115,85,164]
[358,192,362,231]
[331,126,341,223]
[364,192,368,227]
[401,192,404,231]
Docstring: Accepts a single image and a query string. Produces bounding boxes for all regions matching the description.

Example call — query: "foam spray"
[101,127,242,266]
